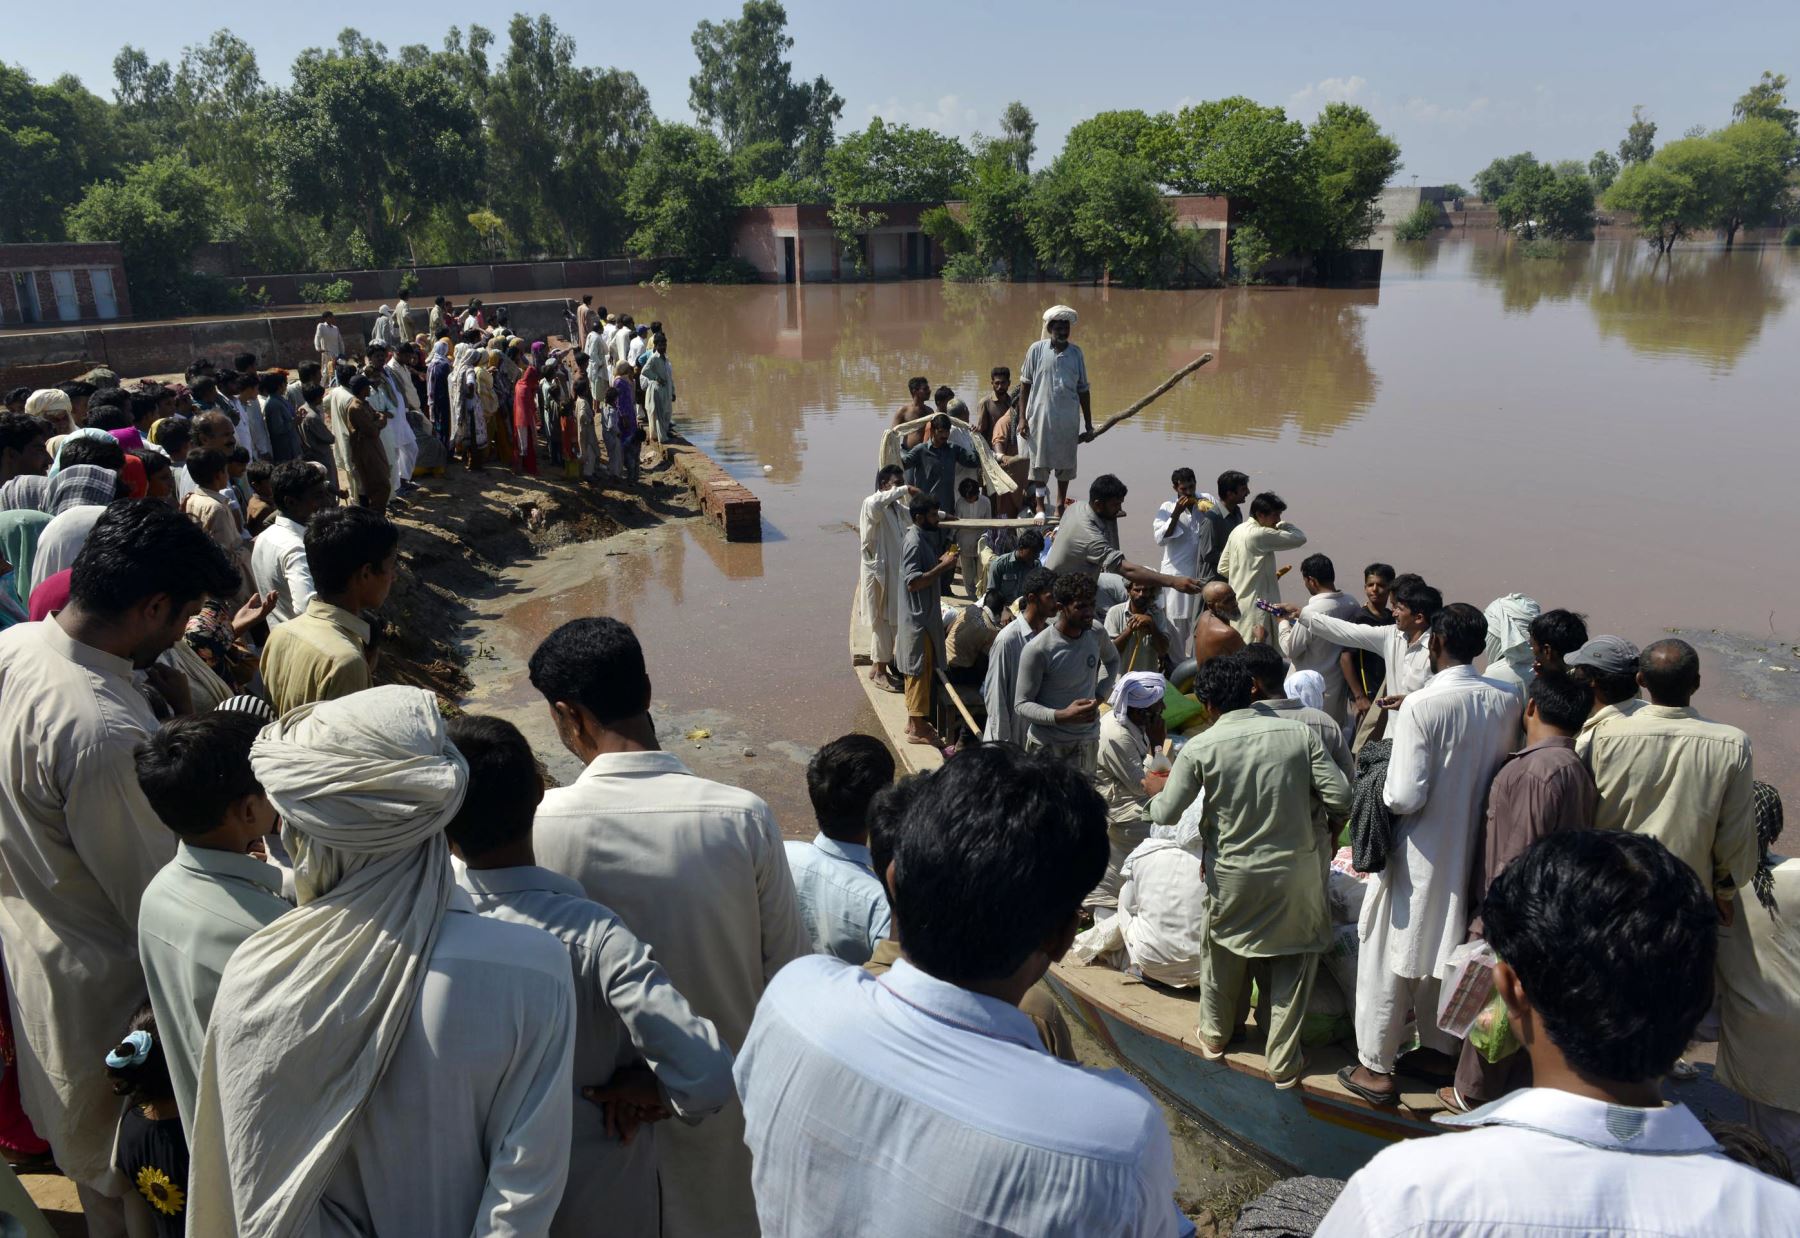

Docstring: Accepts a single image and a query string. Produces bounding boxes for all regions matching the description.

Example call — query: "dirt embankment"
[376,456,702,702]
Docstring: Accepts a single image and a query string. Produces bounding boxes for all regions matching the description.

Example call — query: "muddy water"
[467,232,1800,826]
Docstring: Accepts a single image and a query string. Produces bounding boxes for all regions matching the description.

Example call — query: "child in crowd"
[611,362,640,484]
[574,378,600,482]
[244,461,276,537]
[105,1005,189,1237]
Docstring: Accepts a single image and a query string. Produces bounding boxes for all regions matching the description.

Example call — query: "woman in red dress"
[512,342,543,476]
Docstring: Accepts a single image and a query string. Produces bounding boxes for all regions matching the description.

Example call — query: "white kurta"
[1017,338,1088,475]
[250,515,315,625]
[321,387,361,502]
[535,751,810,1238]
[0,620,175,1189]
[1217,519,1308,640]
[1151,500,1202,651]
[857,487,909,664]
[1361,665,1522,980]
[1117,838,1209,987]
[1276,590,1365,725]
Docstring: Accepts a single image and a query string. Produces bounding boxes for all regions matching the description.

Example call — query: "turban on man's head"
[1109,670,1166,716]
[1042,304,1078,332]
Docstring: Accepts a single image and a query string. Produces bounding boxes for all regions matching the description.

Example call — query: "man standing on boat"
[899,495,962,748]
[859,465,915,692]
[1014,572,1121,777]
[1044,475,1202,600]
[982,567,1057,746]
[1016,305,1092,513]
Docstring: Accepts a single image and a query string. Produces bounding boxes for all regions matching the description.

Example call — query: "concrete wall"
[232,257,667,307]
[1373,187,1453,228]
[0,242,133,326]
[730,202,943,283]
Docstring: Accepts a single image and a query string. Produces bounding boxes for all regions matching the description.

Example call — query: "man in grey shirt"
[902,414,980,515]
[1045,474,1202,606]
[1194,468,1249,584]
[1014,572,1121,777]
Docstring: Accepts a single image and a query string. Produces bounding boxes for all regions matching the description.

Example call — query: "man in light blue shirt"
[737,744,1195,1238]
[785,734,894,964]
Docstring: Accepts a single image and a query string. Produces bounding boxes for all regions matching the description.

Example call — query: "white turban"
[186,686,469,1238]
[1284,669,1326,713]
[23,389,71,420]
[1042,305,1078,333]
[1110,670,1167,715]
[1484,593,1541,677]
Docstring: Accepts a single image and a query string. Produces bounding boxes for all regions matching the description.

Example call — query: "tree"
[688,0,843,174]
[1026,150,1177,285]
[823,118,970,203]
[1605,153,1711,255]
[1733,71,1797,140]
[1472,152,1537,202]
[65,157,220,313]
[0,66,129,242]
[1495,160,1595,240]
[1618,105,1656,165]
[1060,109,1169,166]
[1588,150,1620,193]
[998,100,1036,172]
[1148,98,1313,251]
[962,146,1033,274]
[1706,119,1794,247]
[1305,103,1403,253]
[625,123,738,262]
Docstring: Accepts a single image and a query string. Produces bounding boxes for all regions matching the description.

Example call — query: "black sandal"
[1337,1064,1400,1108]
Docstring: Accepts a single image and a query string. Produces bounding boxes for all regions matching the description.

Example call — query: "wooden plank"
[938,517,1061,530]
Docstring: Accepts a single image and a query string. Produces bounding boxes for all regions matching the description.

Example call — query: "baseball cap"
[1565,635,1640,677]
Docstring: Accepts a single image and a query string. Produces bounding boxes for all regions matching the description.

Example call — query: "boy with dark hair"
[985,524,1045,609]
[447,713,735,1238]
[135,712,290,1135]
[785,735,896,964]
[738,744,1192,1236]
[260,506,397,714]
[243,460,276,536]
[0,410,50,482]
[1217,490,1307,643]
[1319,831,1800,1234]
[1528,608,1589,677]
[1014,570,1121,776]
[252,461,330,625]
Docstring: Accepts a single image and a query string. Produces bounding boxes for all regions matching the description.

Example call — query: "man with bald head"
[1193,581,1247,668]
[1587,638,1757,915]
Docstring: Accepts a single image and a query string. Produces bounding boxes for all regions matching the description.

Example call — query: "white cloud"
[864,93,982,136]
[1286,75,1369,115]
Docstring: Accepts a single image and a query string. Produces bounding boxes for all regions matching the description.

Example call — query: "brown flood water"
[467,232,1800,827]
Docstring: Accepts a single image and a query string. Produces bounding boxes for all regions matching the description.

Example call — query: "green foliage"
[1588,150,1620,193]
[298,278,355,304]
[1026,150,1178,286]
[997,102,1036,172]
[1306,103,1403,252]
[1440,182,1468,199]
[1733,71,1797,143]
[823,118,971,203]
[625,124,738,261]
[1473,152,1537,202]
[962,148,1033,275]
[0,65,132,243]
[1150,98,1314,251]
[688,0,842,178]
[467,210,508,259]
[1495,159,1596,240]
[1708,118,1797,245]
[238,284,273,308]
[920,206,971,256]
[64,156,221,314]
[1062,110,1168,165]
[1393,200,1440,241]
[1618,105,1656,166]
[828,204,886,275]
[397,270,420,297]
[1228,224,1275,284]
[1605,157,1710,254]
[1518,237,1565,260]
[940,252,994,282]
[1784,225,1800,246]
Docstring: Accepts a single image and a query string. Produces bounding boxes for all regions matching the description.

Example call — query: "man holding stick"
[1016,306,1091,514]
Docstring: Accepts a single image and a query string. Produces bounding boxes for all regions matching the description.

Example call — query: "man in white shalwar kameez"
[1015,304,1092,513]
[1341,604,1521,1105]
[186,686,577,1238]
[528,616,810,1238]
[858,465,913,688]
[1151,469,1208,656]
[0,502,240,1234]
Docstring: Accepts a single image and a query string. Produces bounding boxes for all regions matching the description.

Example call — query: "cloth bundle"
[1347,739,1395,874]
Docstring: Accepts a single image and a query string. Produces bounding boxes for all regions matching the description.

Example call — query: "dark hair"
[867,773,928,900]
[58,380,96,400]
[891,745,1107,984]
[301,383,326,406]
[88,406,132,432]
[933,385,954,403]
[990,366,1010,381]
[190,376,218,401]
[527,617,651,725]
[1171,467,1195,488]
[228,446,250,467]
[1640,638,1700,704]
[270,461,326,512]
[296,360,321,384]
[1217,469,1249,495]
[1391,576,1442,620]
[1016,527,1045,556]
[908,376,930,396]
[444,715,545,858]
[1574,661,1640,707]
[1248,491,1286,520]
[1529,609,1589,656]
[5,386,33,405]
[1483,830,1716,1084]
[132,448,170,482]
[233,352,257,372]
[321,310,335,319]
[57,435,126,473]
[807,734,896,840]
[1240,643,1287,694]
[1527,672,1591,733]
[908,494,939,522]
[1088,474,1127,505]
[876,463,905,488]
[928,413,951,433]
[246,460,273,487]
[105,1004,174,1106]
[1364,562,1396,584]
[70,500,238,615]
[1431,602,1487,663]
[1197,653,1254,713]
[129,390,163,424]
[1300,553,1335,585]
[1020,566,1057,601]
[153,418,191,454]
[346,374,371,398]
[0,411,48,454]
[186,448,228,489]
[134,713,264,837]
[304,506,398,595]
[1052,571,1096,607]
[256,371,286,397]
[1705,1120,1794,1183]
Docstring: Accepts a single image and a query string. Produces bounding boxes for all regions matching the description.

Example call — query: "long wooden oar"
[1084,352,1214,441]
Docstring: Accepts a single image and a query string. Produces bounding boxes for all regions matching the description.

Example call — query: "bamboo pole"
[1084,352,1214,441]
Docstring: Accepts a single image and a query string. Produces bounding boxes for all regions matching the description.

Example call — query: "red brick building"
[0,243,133,326]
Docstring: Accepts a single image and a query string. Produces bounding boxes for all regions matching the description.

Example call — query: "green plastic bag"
[1469,989,1522,1063]
[1162,684,1205,732]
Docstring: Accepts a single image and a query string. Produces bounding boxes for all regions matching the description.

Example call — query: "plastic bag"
[1469,990,1522,1063]
[1436,940,1499,1040]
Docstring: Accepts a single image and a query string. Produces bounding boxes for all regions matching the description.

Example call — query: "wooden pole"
[1084,352,1214,441]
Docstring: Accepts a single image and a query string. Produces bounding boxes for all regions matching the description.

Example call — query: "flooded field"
[466,232,1800,826]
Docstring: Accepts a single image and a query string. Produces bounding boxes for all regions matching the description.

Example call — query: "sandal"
[1337,1064,1400,1108]
[1435,1085,1470,1113]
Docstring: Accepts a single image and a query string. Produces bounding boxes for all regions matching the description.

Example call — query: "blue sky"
[14,0,1797,184]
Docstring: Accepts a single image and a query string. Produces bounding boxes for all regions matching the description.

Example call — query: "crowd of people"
[0,293,1793,1236]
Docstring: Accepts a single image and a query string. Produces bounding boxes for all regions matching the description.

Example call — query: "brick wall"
[0,242,131,325]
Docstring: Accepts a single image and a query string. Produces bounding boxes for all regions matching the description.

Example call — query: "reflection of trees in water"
[1465,235,1597,313]
[1586,245,1790,371]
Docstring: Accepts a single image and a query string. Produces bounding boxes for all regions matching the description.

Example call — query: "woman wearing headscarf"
[426,338,453,446]
[0,511,50,620]
[47,428,117,477]
[1482,593,1543,696]
[22,390,73,436]
[185,687,576,1238]
[479,351,509,469]
[448,344,488,470]
[45,464,121,517]
[512,345,542,476]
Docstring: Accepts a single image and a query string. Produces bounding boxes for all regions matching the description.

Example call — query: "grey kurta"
[1149,709,1352,957]
[535,751,810,1238]
[639,351,675,443]
[1018,338,1088,474]
[460,865,736,1238]
[898,524,948,680]
[0,620,175,1189]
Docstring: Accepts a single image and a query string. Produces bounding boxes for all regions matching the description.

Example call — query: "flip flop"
[1337,1064,1400,1108]
[1435,1085,1470,1113]
[870,677,901,694]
